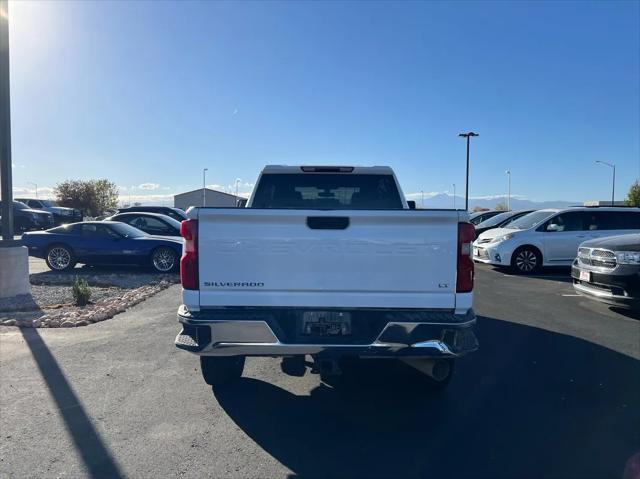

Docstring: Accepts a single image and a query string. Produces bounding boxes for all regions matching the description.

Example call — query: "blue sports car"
[22,221,183,273]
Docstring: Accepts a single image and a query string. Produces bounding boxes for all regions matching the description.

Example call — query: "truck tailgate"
[196,209,460,309]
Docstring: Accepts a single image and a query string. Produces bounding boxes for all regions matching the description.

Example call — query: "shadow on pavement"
[20,328,124,479]
[215,316,640,479]
[610,307,640,321]
[491,266,573,283]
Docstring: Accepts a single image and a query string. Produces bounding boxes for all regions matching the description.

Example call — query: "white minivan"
[473,207,640,274]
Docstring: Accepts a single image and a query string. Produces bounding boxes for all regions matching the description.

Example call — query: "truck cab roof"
[261,165,395,175]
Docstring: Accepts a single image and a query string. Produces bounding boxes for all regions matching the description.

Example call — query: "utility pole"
[458,132,479,211]
[595,161,615,206]
[202,168,208,207]
[505,170,511,211]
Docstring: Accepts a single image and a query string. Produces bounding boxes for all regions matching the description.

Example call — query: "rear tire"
[281,356,307,377]
[45,244,76,272]
[200,356,245,387]
[511,247,542,275]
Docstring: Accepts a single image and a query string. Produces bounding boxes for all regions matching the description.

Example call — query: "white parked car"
[473,207,640,274]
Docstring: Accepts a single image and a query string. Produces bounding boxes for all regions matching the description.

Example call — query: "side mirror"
[546,223,561,232]
[407,200,416,210]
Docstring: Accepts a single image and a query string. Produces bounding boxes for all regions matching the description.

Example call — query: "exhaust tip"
[431,360,451,382]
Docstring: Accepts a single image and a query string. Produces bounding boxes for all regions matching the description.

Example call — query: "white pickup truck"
[175,165,478,388]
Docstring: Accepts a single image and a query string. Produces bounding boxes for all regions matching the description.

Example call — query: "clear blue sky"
[8,0,640,204]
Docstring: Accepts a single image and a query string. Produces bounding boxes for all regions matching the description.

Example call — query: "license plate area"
[301,311,351,337]
[579,270,591,282]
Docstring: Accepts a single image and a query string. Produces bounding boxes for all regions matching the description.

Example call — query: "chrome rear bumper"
[175,305,478,358]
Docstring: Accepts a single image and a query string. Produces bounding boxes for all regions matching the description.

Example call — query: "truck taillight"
[180,219,198,290]
[457,222,475,293]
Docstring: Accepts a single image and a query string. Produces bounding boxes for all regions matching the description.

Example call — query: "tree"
[54,179,119,216]
[495,202,508,211]
[625,180,640,207]
[93,179,120,215]
[472,206,489,212]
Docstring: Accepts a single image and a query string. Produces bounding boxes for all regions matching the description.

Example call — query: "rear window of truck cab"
[251,173,403,209]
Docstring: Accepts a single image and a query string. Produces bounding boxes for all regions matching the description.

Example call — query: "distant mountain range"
[412,193,580,210]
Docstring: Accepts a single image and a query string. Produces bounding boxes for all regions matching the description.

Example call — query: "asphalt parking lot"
[1,265,639,478]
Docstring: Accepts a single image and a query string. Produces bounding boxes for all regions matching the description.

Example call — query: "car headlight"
[616,251,640,264]
[490,233,515,244]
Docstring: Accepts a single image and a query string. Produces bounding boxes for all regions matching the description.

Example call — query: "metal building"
[173,188,247,210]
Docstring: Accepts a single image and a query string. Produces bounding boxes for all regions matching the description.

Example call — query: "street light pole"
[0,0,29,299]
[595,161,615,206]
[458,132,479,211]
[202,168,208,207]
[0,0,14,242]
[27,182,37,198]
[453,183,456,209]
[505,170,511,211]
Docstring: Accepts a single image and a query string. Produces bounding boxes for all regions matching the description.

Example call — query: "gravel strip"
[30,271,178,289]
[0,281,173,328]
[0,285,124,312]
[0,271,179,328]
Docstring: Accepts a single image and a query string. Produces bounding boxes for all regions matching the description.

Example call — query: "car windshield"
[48,224,75,234]
[14,201,30,210]
[170,208,187,220]
[107,222,147,238]
[476,211,513,228]
[505,210,555,230]
[40,200,55,207]
[162,216,182,229]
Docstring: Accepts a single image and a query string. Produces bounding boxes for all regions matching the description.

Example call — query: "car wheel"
[511,247,542,274]
[200,356,245,387]
[150,246,178,273]
[45,245,76,272]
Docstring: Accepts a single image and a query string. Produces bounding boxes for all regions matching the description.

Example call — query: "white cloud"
[118,193,174,206]
[12,186,55,198]
[469,194,527,200]
[207,184,223,190]
[243,182,255,188]
[138,183,160,190]
[404,191,444,200]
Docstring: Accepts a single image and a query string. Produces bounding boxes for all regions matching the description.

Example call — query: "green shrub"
[72,277,92,306]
